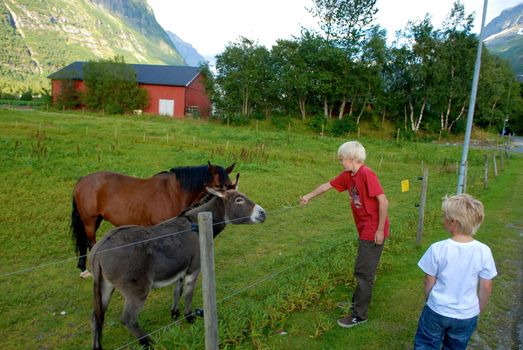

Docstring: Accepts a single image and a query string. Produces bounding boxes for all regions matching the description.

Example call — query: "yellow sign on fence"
[401,180,410,192]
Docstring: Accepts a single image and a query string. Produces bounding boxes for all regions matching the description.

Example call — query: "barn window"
[159,99,174,116]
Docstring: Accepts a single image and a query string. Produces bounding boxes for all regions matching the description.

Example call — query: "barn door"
[159,99,175,116]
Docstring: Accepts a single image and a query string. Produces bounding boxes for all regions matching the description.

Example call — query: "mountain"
[167,31,206,67]
[484,3,523,79]
[0,0,185,93]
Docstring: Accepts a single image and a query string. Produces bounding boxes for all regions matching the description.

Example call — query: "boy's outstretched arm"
[478,278,493,312]
[300,182,333,206]
[424,274,436,300]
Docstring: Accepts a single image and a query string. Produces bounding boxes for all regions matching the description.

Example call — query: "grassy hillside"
[0,109,520,349]
[0,0,184,94]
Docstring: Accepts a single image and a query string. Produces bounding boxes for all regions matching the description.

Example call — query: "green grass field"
[0,109,521,349]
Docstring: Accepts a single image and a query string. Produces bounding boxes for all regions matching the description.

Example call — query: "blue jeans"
[414,305,478,350]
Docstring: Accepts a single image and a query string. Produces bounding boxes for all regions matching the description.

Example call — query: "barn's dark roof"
[48,61,201,87]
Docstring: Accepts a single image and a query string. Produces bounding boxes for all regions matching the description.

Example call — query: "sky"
[148,0,522,59]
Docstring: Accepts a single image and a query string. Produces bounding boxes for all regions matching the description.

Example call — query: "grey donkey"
[90,175,265,349]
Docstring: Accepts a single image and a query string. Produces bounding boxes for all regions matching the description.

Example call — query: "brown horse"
[71,162,235,277]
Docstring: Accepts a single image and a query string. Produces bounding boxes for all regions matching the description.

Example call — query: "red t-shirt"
[330,165,389,241]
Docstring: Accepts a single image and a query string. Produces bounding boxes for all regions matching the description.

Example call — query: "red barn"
[48,62,211,117]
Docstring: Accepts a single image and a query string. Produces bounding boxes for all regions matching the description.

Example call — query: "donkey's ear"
[233,173,240,190]
[206,186,225,198]
[225,163,236,174]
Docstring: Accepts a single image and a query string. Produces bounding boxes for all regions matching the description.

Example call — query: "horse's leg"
[79,216,103,278]
[171,277,184,320]
[121,293,151,348]
[183,271,200,323]
[92,274,114,350]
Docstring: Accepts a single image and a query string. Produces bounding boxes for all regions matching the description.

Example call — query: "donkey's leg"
[92,276,114,350]
[171,277,184,320]
[183,271,200,323]
[121,293,151,348]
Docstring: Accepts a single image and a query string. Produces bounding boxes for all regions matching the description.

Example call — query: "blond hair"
[441,194,484,235]
[338,141,366,162]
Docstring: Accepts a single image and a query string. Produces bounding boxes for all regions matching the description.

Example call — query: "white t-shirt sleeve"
[479,246,497,280]
[418,245,437,276]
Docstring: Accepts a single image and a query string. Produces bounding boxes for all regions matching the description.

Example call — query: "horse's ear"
[207,161,218,174]
[225,163,236,174]
[206,186,225,198]
[233,173,240,190]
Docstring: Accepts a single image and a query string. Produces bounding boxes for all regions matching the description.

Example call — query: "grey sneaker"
[337,315,367,328]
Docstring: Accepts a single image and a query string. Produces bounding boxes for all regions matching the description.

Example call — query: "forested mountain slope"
[0,0,185,93]
[484,3,523,79]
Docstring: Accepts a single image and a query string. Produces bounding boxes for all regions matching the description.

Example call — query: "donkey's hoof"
[171,309,180,320]
[138,336,152,349]
[79,270,92,278]
[195,308,204,317]
[185,313,196,323]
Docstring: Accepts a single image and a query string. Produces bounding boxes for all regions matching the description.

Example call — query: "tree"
[353,26,387,125]
[83,56,148,114]
[435,2,476,133]
[214,38,271,117]
[308,0,378,52]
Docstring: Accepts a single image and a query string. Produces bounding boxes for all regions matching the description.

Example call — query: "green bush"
[330,117,356,136]
[219,113,250,126]
[308,115,329,133]
[270,114,293,130]
[20,91,33,101]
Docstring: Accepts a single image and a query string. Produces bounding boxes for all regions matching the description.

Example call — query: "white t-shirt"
[418,238,497,319]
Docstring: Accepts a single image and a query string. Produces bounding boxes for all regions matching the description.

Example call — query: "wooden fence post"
[416,168,429,246]
[198,212,219,350]
[499,148,504,170]
[483,155,488,189]
[493,155,498,178]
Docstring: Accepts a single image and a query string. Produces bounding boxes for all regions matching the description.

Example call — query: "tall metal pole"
[456,0,488,194]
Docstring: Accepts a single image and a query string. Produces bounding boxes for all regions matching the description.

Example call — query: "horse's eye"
[235,197,244,204]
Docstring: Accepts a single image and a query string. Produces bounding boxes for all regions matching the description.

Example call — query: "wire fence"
[114,204,350,350]
[1,200,355,349]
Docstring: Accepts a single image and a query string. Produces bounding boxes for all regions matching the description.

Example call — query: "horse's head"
[206,174,265,224]
[207,161,235,190]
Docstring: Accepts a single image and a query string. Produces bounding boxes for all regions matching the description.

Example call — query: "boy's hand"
[299,195,310,206]
[374,230,384,245]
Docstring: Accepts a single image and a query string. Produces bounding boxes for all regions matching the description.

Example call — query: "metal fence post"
[198,212,219,350]
[416,168,429,246]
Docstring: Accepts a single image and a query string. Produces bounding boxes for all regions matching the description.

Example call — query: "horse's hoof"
[80,270,92,278]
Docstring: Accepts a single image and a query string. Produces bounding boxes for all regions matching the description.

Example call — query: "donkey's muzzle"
[253,205,266,223]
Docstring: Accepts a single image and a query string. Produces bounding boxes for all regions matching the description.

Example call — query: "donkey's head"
[206,174,265,224]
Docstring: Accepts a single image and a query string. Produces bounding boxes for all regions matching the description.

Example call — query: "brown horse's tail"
[71,197,89,271]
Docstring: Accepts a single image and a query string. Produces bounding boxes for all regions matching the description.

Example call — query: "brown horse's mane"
[154,165,229,192]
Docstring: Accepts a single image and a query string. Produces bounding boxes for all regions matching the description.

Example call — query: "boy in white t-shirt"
[413,194,497,350]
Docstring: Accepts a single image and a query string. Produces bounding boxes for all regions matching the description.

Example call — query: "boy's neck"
[450,233,474,243]
[351,162,364,174]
